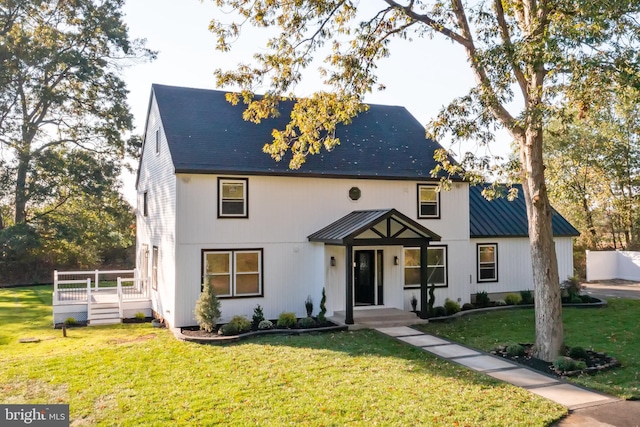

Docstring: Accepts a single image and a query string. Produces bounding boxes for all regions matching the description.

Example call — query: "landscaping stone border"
[427,297,607,323]
[173,324,348,344]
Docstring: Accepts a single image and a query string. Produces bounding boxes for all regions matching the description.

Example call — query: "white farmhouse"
[136,84,579,328]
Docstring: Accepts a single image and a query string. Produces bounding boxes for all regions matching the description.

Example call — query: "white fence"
[586,250,640,281]
[53,269,149,304]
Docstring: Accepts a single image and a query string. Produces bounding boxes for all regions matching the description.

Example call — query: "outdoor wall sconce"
[394,256,399,265]
[330,256,336,266]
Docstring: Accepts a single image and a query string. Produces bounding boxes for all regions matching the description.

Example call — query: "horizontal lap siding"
[136,96,177,325]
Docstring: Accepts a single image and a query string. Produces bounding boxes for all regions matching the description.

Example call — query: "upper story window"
[477,243,498,282]
[155,129,160,155]
[218,178,248,218]
[203,249,263,298]
[403,246,448,288]
[143,191,148,217]
[417,184,440,219]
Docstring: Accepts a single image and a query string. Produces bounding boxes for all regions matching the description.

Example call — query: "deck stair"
[89,300,121,326]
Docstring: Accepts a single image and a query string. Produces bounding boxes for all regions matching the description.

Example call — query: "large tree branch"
[382,0,472,48]
[494,0,528,102]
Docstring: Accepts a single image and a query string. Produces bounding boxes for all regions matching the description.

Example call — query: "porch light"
[394,256,399,265]
[330,256,336,266]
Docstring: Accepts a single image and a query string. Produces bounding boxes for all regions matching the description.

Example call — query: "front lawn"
[417,299,640,399]
[0,286,565,426]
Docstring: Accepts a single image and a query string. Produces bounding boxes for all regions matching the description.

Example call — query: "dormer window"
[218,177,248,218]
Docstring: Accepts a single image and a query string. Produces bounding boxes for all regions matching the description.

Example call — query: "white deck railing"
[53,269,150,305]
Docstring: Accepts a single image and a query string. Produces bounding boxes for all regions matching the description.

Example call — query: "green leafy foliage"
[134,312,146,320]
[444,298,461,316]
[506,344,525,357]
[0,0,154,284]
[461,303,475,311]
[428,283,436,316]
[297,317,316,329]
[433,306,446,318]
[520,290,534,305]
[64,317,78,326]
[194,283,221,333]
[505,293,522,306]
[252,305,265,329]
[277,312,297,329]
[318,288,327,323]
[304,295,313,317]
[221,315,251,336]
[553,357,587,373]
[568,346,589,361]
[258,320,274,330]
[475,291,490,308]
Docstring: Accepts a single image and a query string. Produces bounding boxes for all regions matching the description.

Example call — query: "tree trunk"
[14,149,29,224]
[518,129,564,362]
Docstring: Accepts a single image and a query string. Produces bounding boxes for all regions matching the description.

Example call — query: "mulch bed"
[492,344,621,378]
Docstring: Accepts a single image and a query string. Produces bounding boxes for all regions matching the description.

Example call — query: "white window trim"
[417,184,440,219]
[218,177,248,218]
[477,243,498,282]
[203,249,263,298]
[403,246,448,288]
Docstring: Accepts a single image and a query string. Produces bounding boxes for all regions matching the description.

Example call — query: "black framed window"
[417,184,440,219]
[143,191,148,217]
[202,249,263,298]
[218,177,248,218]
[477,243,498,282]
[403,246,448,288]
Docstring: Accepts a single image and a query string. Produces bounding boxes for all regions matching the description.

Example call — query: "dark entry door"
[354,250,375,305]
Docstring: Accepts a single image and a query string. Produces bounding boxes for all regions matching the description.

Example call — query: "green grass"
[417,299,640,399]
[0,286,565,426]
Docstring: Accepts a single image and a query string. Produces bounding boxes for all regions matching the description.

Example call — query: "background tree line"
[0,0,153,284]
[544,84,640,277]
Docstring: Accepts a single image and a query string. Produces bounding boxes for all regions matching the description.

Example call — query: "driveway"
[583,279,640,300]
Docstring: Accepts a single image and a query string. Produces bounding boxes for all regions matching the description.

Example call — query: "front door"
[354,250,375,305]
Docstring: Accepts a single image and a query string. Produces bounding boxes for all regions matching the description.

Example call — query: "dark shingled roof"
[308,209,441,245]
[469,184,580,238]
[151,84,455,179]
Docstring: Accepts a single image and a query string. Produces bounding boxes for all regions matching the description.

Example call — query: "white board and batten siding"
[172,174,471,326]
[136,95,178,326]
[469,237,575,296]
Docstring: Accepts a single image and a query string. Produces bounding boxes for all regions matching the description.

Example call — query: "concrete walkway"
[376,326,618,412]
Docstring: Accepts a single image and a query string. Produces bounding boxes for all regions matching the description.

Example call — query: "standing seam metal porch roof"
[308,209,441,245]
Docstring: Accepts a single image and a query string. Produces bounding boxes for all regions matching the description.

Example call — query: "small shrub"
[229,315,251,334]
[475,291,490,308]
[305,295,314,317]
[506,344,525,357]
[568,346,589,360]
[561,276,582,299]
[519,289,534,305]
[433,306,446,317]
[461,303,475,311]
[134,312,146,320]
[258,320,274,330]
[570,296,583,304]
[64,317,78,326]
[495,299,507,306]
[504,293,522,305]
[318,288,327,323]
[220,323,239,336]
[297,316,317,329]
[252,305,265,329]
[428,283,436,315]
[444,298,460,316]
[195,283,221,333]
[580,294,592,303]
[553,356,587,373]
[277,312,297,328]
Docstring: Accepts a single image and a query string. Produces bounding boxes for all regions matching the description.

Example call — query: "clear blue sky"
[120,0,512,202]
